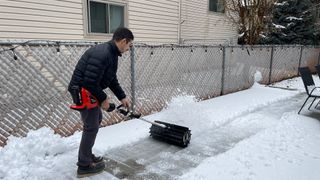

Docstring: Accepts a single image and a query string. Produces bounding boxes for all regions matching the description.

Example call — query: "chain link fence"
[0,41,319,146]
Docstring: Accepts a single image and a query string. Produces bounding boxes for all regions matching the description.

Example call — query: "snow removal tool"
[69,87,191,147]
[69,86,115,111]
[116,105,192,148]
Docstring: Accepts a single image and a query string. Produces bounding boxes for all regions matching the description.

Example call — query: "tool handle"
[70,85,81,105]
[106,103,116,112]
[116,105,166,128]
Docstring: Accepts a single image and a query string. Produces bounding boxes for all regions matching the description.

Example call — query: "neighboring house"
[0,0,237,44]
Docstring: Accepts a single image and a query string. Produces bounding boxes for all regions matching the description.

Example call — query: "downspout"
[178,0,182,44]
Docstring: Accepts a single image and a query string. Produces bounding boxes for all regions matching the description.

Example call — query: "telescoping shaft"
[137,117,166,128]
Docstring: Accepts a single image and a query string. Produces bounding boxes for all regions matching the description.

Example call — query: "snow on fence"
[0,41,319,146]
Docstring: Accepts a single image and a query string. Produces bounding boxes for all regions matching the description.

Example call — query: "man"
[68,27,134,177]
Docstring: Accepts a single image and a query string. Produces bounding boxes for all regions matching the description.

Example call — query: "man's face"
[118,39,133,53]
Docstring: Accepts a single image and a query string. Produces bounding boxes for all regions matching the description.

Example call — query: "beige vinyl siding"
[181,0,237,44]
[128,0,179,43]
[0,0,83,40]
[0,0,238,44]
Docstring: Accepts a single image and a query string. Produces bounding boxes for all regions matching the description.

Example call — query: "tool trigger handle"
[116,105,141,119]
[106,103,116,112]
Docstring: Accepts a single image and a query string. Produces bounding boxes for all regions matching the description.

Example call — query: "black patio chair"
[315,64,320,79]
[298,67,320,114]
[314,64,320,108]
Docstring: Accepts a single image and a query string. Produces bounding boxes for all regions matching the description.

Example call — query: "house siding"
[128,0,179,43]
[0,0,237,44]
[0,0,83,40]
[181,0,237,44]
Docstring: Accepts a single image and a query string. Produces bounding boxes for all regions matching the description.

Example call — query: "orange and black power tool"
[69,85,115,112]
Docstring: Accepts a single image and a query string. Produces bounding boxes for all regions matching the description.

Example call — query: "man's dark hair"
[112,27,134,42]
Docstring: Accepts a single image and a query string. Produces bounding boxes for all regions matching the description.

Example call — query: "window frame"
[83,0,128,37]
[208,0,225,14]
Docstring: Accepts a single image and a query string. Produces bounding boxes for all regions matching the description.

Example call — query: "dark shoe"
[77,162,105,178]
[92,154,104,163]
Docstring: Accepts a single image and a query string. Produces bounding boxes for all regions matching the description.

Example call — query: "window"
[87,0,125,34]
[209,0,225,13]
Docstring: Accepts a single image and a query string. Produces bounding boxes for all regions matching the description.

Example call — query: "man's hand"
[120,98,130,109]
[101,99,110,111]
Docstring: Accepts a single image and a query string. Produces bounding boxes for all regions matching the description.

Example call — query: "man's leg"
[91,109,104,163]
[77,107,102,166]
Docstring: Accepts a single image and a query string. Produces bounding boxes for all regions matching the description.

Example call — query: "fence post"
[268,46,274,85]
[220,46,226,95]
[130,46,136,112]
[297,46,303,75]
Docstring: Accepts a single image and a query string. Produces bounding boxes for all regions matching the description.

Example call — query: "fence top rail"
[0,39,319,49]
[0,40,98,46]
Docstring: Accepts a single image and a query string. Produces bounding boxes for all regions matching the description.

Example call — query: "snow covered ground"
[1,76,320,180]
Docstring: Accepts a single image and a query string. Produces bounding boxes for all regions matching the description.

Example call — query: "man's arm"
[109,77,126,101]
[109,77,130,108]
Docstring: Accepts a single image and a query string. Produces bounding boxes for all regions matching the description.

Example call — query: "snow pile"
[271,75,320,91]
[147,83,298,137]
[180,113,320,180]
[254,71,262,83]
[166,94,197,109]
[0,128,81,179]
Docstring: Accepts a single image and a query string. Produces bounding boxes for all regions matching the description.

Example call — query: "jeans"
[77,107,102,166]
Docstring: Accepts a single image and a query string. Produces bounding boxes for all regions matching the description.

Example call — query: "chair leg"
[308,97,317,110]
[298,96,310,114]
[315,99,320,109]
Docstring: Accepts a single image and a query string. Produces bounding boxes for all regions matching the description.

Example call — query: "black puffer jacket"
[68,41,126,103]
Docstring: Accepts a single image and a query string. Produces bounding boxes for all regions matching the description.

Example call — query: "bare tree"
[225,0,276,44]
